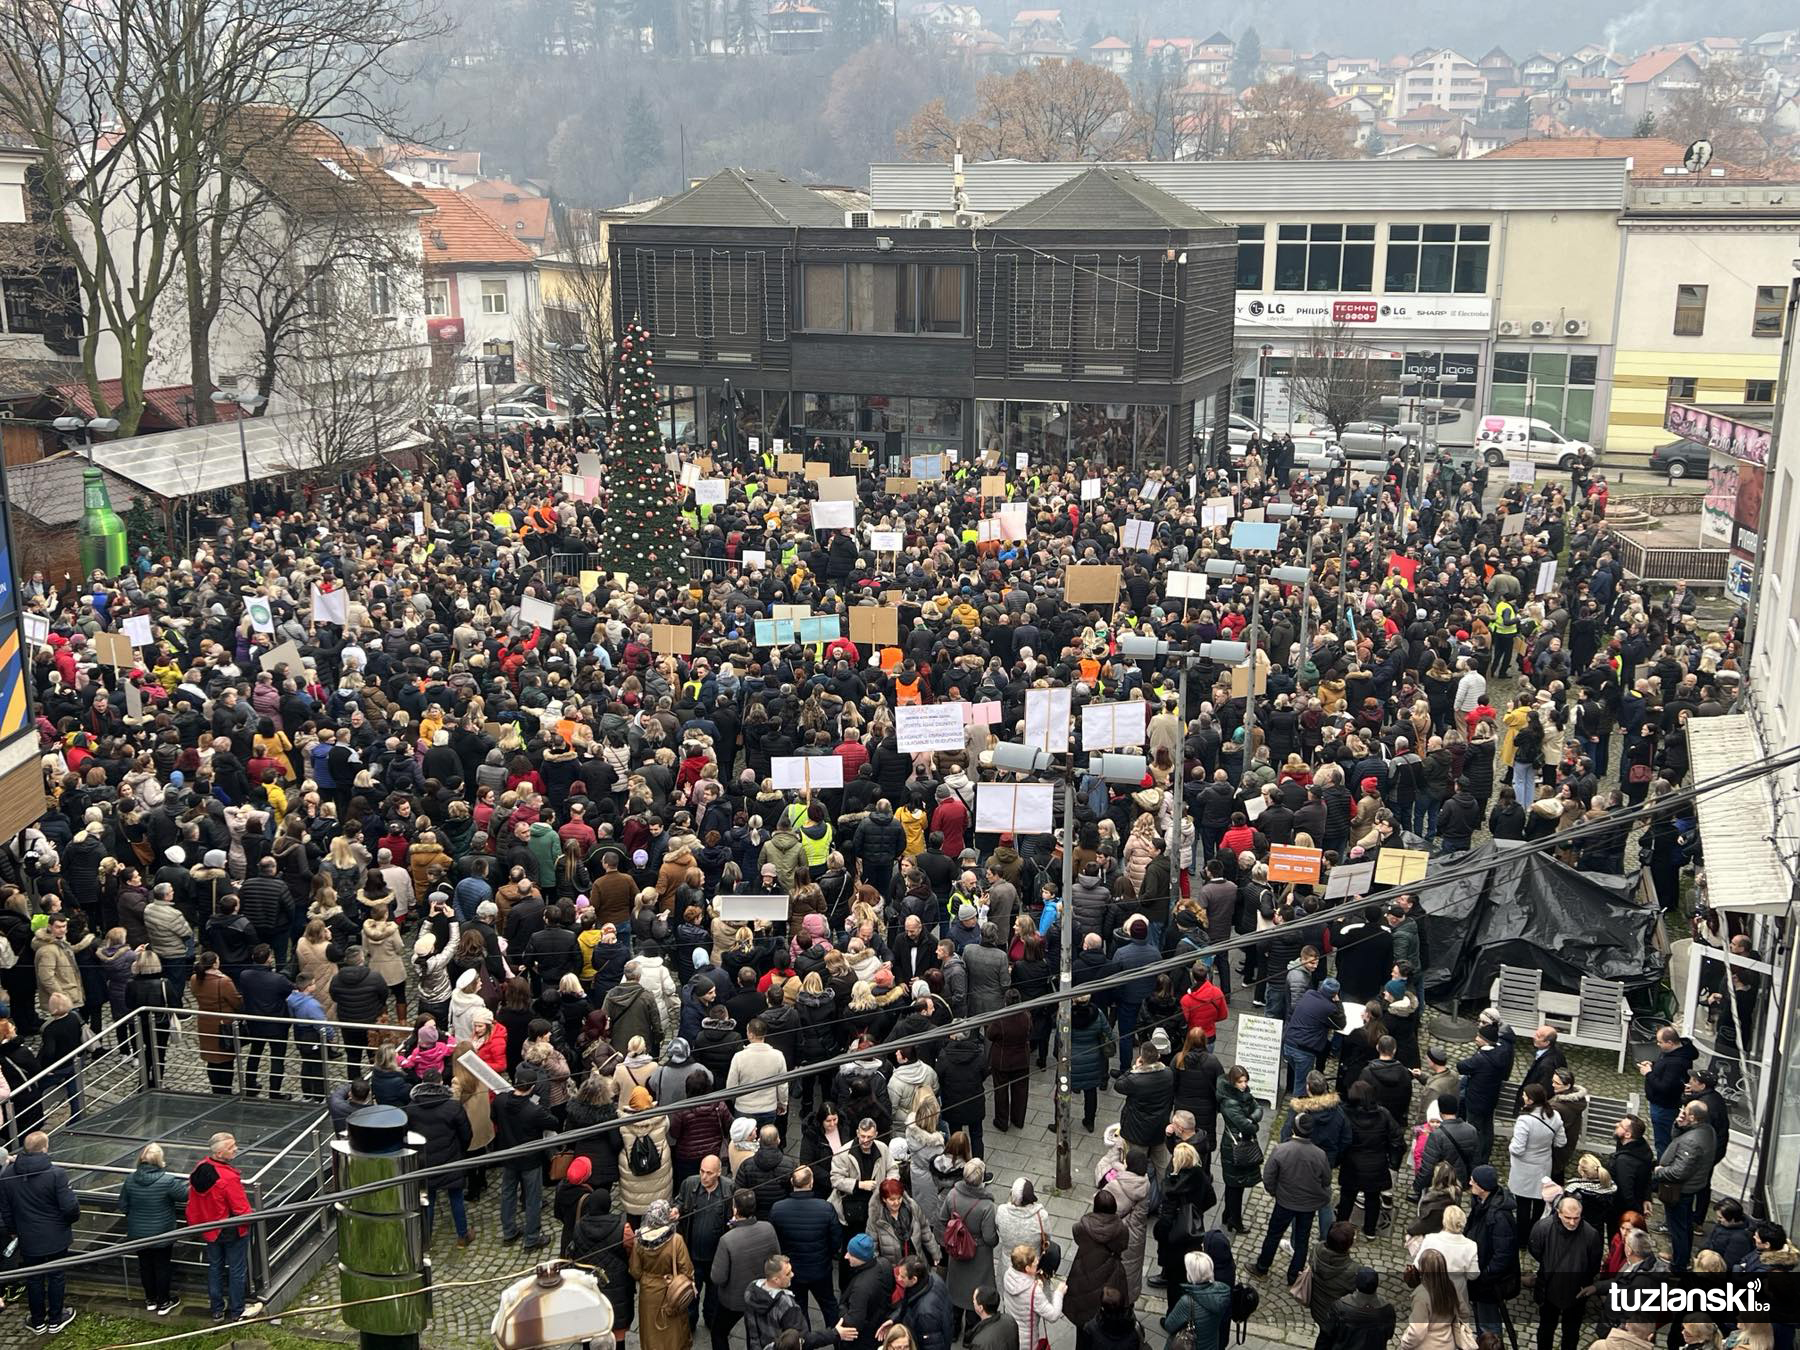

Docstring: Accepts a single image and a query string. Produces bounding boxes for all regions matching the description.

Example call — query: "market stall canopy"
[1685,714,1789,913]
[1417,839,1663,1003]
[83,411,429,500]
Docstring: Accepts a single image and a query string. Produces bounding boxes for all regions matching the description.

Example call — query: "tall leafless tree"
[1286,324,1388,436]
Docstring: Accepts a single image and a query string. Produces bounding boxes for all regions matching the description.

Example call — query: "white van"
[1473,415,1595,469]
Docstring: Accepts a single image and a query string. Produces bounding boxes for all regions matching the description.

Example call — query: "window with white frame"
[367,263,394,317]
[425,278,451,317]
[480,279,509,315]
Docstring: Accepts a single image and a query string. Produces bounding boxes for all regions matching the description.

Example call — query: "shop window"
[802,264,846,331]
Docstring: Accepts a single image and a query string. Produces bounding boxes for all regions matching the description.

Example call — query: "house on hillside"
[1188,31,1233,81]
[1087,35,1131,73]
[1618,49,1705,123]
[1519,52,1561,88]
[465,181,556,254]
[1144,36,1195,71]
[1007,8,1064,45]
[1477,46,1517,86]
[769,0,828,53]
[1565,77,1614,106]
[379,143,483,191]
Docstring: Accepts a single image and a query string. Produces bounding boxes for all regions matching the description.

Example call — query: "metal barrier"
[1613,534,1731,586]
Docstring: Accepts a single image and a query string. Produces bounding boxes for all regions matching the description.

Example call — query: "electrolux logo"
[1605,1275,1797,1320]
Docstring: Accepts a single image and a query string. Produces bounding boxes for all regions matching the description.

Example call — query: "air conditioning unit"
[1527,317,1557,337]
[844,210,871,229]
[953,210,985,228]
[1562,317,1590,337]
[904,212,941,228]
[1496,318,1523,336]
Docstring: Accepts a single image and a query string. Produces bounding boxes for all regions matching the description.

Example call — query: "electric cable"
[10,737,1786,1284]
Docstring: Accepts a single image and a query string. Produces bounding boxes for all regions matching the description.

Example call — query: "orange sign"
[1268,844,1324,885]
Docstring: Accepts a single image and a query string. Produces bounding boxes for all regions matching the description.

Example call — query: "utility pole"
[1055,774,1074,1191]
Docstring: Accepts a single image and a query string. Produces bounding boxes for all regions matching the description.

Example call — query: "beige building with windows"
[1605,177,1798,454]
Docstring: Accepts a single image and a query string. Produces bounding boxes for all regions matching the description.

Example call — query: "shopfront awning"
[1685,714,1792,913]
[84,410,428,500]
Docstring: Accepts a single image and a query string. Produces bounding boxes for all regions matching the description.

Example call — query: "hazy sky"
[1113,0,1795,55]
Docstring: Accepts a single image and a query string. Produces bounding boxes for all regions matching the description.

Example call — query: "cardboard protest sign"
[649,623,693,655]
[1064,564,1122,605]
[1081,700,1147,751]
[259,640,306,675]
[1373,848,1430,886]
[1081,478,1101,501]
[1536,559,1558,595]
[20,612,49,646]
[580,570,601,594]
[773,605,811,621]
[803,461,833,481]
[125,680,144,719]
[742,549,767,568]
[849,449,872,468]
[777,452,804,472]
[1230,650,1271,697]
[578,452,603,477]
[1507,460,1537,483]
[311,585,348,626]
[974,783,1055,835]
[869,529,903,553]
[885,477,919,495]
[1268,844,1324,885]
[1500,512,1526,538]
[1324,861,1376,900]
[519,596,557,630]
[1122,519,1153,549]
[849,607,899,647]
[980,474,1007,499]
[765,476,790,496]
[963,701,1001,727]
[695,479,728,506]
[1166,572,1207,600]
[1024,686,1072,754]
[94,631,134,668]
[817,477,858,502]
[911,455,943,481]
[896,703,967,753]
[771,756,845,792]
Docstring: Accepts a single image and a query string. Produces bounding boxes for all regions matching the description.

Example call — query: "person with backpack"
[620,1083,675,1220]
[1415,1095,1483,1197]
[943,1158,1001,1345]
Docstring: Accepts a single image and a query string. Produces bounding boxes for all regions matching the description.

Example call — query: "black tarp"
[1416,840,1664,1005]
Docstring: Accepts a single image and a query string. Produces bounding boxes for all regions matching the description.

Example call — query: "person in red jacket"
[1179,959,1231,1044]
[188,1133,261,1322]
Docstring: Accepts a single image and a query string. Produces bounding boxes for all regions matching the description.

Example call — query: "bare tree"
[1231,73,1359,160]
[273,300,430,481]
[516,207,618,423]
[1287,325,1388,436]
[0,0,450,434]
[899,60,1146,161]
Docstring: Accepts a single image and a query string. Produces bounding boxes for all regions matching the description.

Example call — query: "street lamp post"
[211,390,268,519]
[466,352,500,439]
[543,340,589,418]
[1256,343,1274,426]
[1380,383,1445,540]
[1268,502,1359,682]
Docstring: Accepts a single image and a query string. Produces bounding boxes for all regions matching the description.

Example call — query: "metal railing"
[545,551,732,584]
[1613,534,1732,586]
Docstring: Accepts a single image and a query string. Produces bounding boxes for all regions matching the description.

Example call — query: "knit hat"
[1472,1165,1500,1191]
[957,902,978,922]
[665,1037,691,1064]
[418,1023,439,1048]
[627,1085,653,1111]
[203,849,227,869]
[1292,1111,1314,1137]
[1127,916,1148,940]
[847,1233,876,1263]
[164,845,186,865]
[1354,1267,1380,1295]
[566,1156,592,1185]
[1320,977,1341,997]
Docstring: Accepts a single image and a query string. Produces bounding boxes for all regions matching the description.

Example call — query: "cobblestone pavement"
[248,988,1647,1350]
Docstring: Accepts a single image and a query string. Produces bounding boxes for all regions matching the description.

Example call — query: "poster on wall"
[1701,454,1738,545]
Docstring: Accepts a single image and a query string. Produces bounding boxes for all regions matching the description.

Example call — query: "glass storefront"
[979,399,1173,468]
[1490,349,1598,440]
[657,384,698,445]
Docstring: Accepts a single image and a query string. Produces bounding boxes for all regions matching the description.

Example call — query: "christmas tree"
[598,318,685,584]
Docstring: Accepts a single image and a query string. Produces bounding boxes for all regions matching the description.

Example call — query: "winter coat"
[943,1178,1001,1309]
[1653,1121,1717,1196]
[1103,1165,1151,1303]
[868,1191,939,1266]
[1117,1065,1175,1149]
[1218,1078,1267,1187]
[1062,1209,1129,1329]
[895,1270,954,1350]
[1341,1102,1402,1190]
[119,1162,188,1239]
[616,1113,674,1216]
[738,1141,799,1221]
[965,944,1010,1016]
[1467,1188,1520,1303]
[1507,1108,1566,1200]
[405,1080,473,1183]
[1003,1268,1065,1350]
[711,1217,781,1313]
[1307,1241,1360,1327]
[1263,1136,1333,1212]
[1069,1004,1112,1093]
[450,1035,497,1151]
[190,969,242,1064]
[769,1192,844,1284]
[0,1151,80,1259]
[602,979,663,1053]
[994,1201,1051,1292]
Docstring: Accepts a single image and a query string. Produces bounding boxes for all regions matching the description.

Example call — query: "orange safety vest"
[895,677,923,706]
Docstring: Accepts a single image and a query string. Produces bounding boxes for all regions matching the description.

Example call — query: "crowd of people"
[0,400,1772,1350]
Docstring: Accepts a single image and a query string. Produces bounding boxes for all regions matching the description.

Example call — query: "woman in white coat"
[1412,1205,1480,1305]
[1508,1082,1566,1234]
[1001,1243,1064,1350]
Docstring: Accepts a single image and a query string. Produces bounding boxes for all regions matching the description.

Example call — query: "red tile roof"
[467,191,553,249]
[1484,134,1764,179]
[415,188,537,267]
[1617,49,1697,83]
[54,381,244,429]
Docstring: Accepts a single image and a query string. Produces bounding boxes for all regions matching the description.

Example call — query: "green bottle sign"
[78,466,127,580]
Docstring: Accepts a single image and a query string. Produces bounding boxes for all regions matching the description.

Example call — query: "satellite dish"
[1684,139,1714,172]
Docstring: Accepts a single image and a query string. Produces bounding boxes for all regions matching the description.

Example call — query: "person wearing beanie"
[1283,974,1346,1097]
[1111,913,1161,1074]
[841,1230,893,1347]
[552,1153,594,1259]
[404,1068,474,1247]
[1415,1093,1483,1197]
[1464,1152,1521,1341]
[400,1020,453,1079]
[491,1068,557,1250]
[1323,1263,1397,1347]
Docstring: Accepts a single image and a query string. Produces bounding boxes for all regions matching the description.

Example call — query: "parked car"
[481,401,558,430]
[1473,414,1595,470]
[1647,438,1711,479]
[427,403,476,429]
[1226,413,1340,473]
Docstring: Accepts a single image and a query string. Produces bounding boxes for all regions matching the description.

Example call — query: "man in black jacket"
[1528,1193,1603,1350]
[770,1165,844,1324]
[1466,1166,1519,1341]
[840,1234,890,1345]
[1414,1094,1483,1196]
[237,946,293,1098]
[405,1070,473,1245]
[237,856,293,964]
[677,1156,731,1330]
[329,948,390,1068]
[490,1069,557,1250]
[202,894,257,983]
[1606,1113,1656,1220]
[1516,1026,1567,1110]
[1114,1041,1175,1152]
